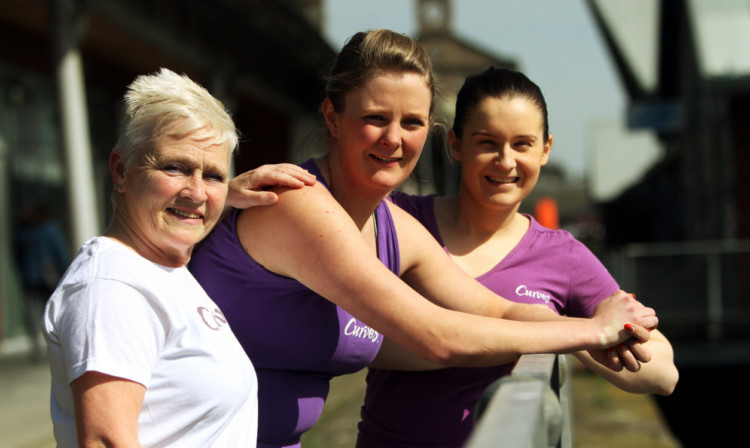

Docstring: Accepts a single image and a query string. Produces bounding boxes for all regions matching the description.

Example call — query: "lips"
[169,208,203,219]
[370,154,401,163]
[485,175,519,184]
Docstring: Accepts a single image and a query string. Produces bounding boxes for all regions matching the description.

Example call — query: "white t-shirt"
[43,237,258,447]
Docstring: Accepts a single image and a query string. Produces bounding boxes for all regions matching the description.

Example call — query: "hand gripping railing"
[465,354,571,448]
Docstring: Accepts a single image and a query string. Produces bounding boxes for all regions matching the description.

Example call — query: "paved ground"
[1,353,55,448]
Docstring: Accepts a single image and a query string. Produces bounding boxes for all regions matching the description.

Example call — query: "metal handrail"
[465,354,571,448]
[608,238,750,342]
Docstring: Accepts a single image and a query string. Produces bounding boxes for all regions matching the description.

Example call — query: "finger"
[272,171,316,189]
[588,348,625,372]
[626,339,652,363]
[229,191,279,208]
[606,347,624,372]
[623,323,651,343]
[287,166,317,185]
[631,312,658,331]
[617,343,641,372]
[231,165,316,190]
[260,165,316,186]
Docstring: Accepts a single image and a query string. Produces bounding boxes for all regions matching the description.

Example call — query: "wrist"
[586,317,619,349]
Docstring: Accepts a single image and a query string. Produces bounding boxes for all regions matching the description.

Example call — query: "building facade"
[0,0,335,352]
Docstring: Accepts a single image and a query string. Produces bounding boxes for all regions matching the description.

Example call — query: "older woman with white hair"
[42,68,314,448]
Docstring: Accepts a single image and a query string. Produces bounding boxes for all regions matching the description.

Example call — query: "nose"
[380,123,402,150]
[495,147,517,170]
[181,173,208,203]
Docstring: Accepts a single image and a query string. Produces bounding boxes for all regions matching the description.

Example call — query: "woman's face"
[451,95,551,211]
[114,126,231,265]
[324,72,431,195]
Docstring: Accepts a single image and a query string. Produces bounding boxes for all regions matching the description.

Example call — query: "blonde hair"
[325,29,437,114]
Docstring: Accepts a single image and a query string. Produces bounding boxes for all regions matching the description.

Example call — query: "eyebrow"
[471,131,538,140]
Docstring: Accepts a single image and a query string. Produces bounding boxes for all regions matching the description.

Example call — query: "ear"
[541,135,553,167]
[447,129,462,162]
[109,151,126,193]
[321,99,340,139]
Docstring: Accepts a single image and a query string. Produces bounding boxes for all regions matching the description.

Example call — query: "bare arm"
[238,183,657,367]
[71,372,145,448]
[574,329,678,395]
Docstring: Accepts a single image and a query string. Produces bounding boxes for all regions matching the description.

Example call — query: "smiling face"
[111,126,231,266]
[323,72,432,197]
[450,95,551,212]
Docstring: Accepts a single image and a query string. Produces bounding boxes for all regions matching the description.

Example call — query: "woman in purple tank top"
[357,67,679,448]
[194,30,660,448]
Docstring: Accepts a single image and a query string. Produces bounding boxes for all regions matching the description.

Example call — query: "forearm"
[573,330,678,395]
[500,301,568,321]
[423,307,613,367]
[369,337,447,370]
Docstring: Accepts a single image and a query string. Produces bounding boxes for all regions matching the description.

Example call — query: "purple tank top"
[190,159,396,448]
[356,192,618,448]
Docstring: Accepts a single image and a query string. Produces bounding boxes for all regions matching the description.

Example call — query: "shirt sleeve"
[565,238,620,318]
[55,278,165,387]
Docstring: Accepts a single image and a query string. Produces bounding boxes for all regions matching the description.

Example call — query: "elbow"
[631,365,679,396]
[654,366,679,396]
[419,341,462,366]
[411,335,468,366]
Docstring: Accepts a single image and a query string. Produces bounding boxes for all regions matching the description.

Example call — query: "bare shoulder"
[238,182,353,237]
[236,182,359,276]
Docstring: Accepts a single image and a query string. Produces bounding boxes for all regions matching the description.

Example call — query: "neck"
[434,190,529,275]
[317,155,384,230]
[448,188,521,238]
[104,214,190,268]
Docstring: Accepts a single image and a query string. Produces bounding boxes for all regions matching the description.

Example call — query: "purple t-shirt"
[190,159,395,448]
[356,191,618,448]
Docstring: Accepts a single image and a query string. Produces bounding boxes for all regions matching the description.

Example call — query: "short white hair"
[114,68,238,169]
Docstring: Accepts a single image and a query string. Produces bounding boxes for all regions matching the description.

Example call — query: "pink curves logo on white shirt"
[197,306,228,330]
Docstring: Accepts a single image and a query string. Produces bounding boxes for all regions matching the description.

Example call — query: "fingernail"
[624,323,634,332]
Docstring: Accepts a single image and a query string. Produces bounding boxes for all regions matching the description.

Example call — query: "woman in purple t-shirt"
[357,67,679,448]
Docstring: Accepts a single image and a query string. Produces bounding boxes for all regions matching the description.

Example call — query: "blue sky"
[323,0,625,180]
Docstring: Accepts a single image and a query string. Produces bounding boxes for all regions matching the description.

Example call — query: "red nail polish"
[624,323,634,332]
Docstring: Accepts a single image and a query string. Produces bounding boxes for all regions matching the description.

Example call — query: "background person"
[357,67,679,448]
[13,200,70,362]
[192,30,657,448]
